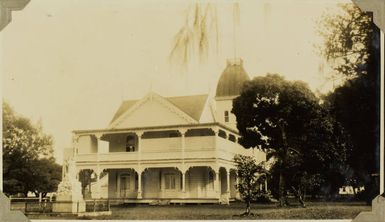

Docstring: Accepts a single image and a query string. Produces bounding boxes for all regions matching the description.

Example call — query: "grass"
[25,201,371,220]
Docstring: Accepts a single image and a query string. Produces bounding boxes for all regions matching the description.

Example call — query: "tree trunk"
[292,186,306,207]
[241,200,253,217]
[246,200,250,215]
[278,123,289,207]
[298,193,306,207]
[81,185,85,198]
[278,171,286,207]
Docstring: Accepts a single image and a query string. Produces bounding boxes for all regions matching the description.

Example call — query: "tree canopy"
[318,3,380,202]
[317,4,373,79]
[2,102,61,196]
[232,74,348,205]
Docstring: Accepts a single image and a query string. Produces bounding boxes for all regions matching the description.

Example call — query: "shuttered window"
[165,173,176,190]
[224,111,229,122]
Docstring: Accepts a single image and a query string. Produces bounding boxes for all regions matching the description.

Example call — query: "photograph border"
[0,0,384,221]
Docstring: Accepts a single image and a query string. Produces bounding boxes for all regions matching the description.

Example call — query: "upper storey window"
[126,135,136,152]
[224,111,229,122]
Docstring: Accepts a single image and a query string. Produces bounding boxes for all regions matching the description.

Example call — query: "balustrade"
[74,125,254,164]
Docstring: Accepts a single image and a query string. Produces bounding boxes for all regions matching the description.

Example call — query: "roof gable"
[110,100,137,124]
[109,92,208,128]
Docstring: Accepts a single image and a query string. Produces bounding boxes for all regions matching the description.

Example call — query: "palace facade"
[67,59,266,204]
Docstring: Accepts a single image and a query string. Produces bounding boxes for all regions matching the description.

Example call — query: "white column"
[136,131,144,154]
[94,134,103,199]
[182,171,186,192]
[136,131,144,170]
[182,171,186,198]
[226,169,231,194]
[137,169,143,199]
[136,132,144,199]
[222,168,230,204]
[180,130,188,198]
[180,129,187,164]
[177,166,187,198]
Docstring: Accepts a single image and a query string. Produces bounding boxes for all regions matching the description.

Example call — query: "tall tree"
[232,74,348,206]
[30,158,62,197]
[318,3,380,202]
[2,102,61,196]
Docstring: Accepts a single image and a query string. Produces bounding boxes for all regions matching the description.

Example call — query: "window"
[228,134,236,142]
[120,173,131,197]
[164,173,176,190]
[126,135,136,152]
[218,130,227,139]
[224,111,229,122]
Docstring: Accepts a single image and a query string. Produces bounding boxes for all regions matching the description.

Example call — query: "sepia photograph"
[1,0,384,221]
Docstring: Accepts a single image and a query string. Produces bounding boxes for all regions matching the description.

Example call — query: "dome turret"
[215,58,250,98]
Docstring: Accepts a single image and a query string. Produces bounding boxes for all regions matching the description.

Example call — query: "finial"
[227,58,243,66]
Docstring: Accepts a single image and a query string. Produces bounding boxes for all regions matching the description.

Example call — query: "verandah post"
[138,172,142,199]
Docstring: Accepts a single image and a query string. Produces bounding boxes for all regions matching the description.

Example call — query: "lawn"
[26,201,371,220]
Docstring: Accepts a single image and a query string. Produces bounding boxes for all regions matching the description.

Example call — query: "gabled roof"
[109,94,209,125]
[167,94,208,122]
[110,100,137,124]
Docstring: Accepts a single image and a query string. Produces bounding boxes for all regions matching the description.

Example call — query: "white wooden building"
[68,59,266,204]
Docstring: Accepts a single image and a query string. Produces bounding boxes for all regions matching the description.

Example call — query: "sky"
[1,0,349,163]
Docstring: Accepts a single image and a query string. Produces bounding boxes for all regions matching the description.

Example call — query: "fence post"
[77,201,79,213]
[24,202,27,213]
[93,199,96,212]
